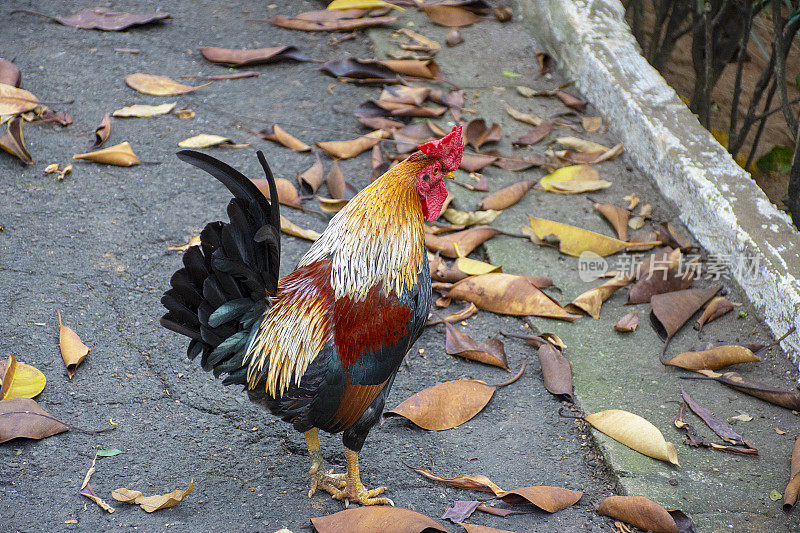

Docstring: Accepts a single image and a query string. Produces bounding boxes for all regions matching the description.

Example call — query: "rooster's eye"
[422,173,430,181]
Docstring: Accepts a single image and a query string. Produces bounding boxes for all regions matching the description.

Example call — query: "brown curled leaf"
[594,203,629,241]
[268,15,398,33]
[73,142,142,167]
[664,345,760,371]
[464,118,501,150]
[51,7,170,31]
[556,91,587,112]
[311,506,447,533]
[513,121,554,146]
[326,160,357,200]
[0,59,21,87]
[253,125,311,152]
[584,409,679,465]
[444,322,508,369]
[112,480,193,512]
[614,311,639,332]
[695,297,741,331]
[422,5,481,27]
[426,302,478,325]
[317,129,389,159]
[57,310,90,379]
[477,180,534,211]
[496,486,582,513]
[251,177,302,209]
[385,380,495,431]
[280,215,320,242]
[125,73,210,96]
[565,273,633,319]
[424,226,500,258]
[784,436,800,514]
[92,113,111,148]
[650,286,720,354]
[597,495,679,533]
[536,342,573,400]
[198,46,308,67]
[0,116,33,164]
[0,397,69,443]
[695,370,800,410]
[298,154,324,194]
[411,467,503,495]
[0,83,39,115]
[528,217,654,257]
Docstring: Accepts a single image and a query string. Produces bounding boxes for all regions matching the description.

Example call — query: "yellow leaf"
[57,310,90,380]
[584,409,679,466]
[0,116,33,164]
[0,354,46,400]
[125,73,210,96]
[112,102,177,118]
[556,136,609,153]
[167,235,201,252]
[504,103,542,126]
[73,142,142,167]
[539,165,611,194]
[178,134,247,149]
[442,208,500,226]
[280,215,320,241]
[565,273,633,319]
[528,217,656,257]
[455,256,502,275]
[317,196,349,213]
[316,129,389,159]
[328,0,404,10]
[0,83,39,115]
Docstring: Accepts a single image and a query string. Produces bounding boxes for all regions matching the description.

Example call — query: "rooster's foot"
[308,466,347,498]
[332,481,393,507]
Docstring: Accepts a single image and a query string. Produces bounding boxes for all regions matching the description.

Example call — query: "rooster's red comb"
[418,125,463,172]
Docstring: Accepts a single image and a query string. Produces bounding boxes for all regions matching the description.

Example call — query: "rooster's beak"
[444,172,455,180]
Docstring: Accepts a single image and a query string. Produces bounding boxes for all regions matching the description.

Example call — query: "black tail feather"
[161,151,281,385]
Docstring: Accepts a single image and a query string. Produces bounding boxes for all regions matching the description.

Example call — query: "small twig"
[492,362,525,388]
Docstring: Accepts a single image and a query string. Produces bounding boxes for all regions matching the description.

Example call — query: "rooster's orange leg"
[305,429,346,498]
[331,447,393,506]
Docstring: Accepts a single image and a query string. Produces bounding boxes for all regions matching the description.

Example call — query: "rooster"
[161,126,462,505]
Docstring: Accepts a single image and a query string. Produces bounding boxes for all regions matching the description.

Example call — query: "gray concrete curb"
[518,0,800,370]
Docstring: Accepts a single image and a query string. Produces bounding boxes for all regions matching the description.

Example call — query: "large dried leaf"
[595,203,629,241]
[0,116,33,164]
[459,153,497,172]
[528,217,651,257]
[496,486,583,512]
[556,91,587,112]
[650,286,720,350]
[317,129,388,159]
[464,119,501,150]
[251,178,302,209]
[424,226,500,258]
[445,322,508,369]
[513,122,554,146]
[112,480,193,512]
[0,398,69,443]
[92,113,111,148]
[556,136,609,153]
[312,506,447,533]
[254,125,310,151]
[784,436,800,514]
[268,14,397,32]
[385,380,495,430]
[112,102,176,118]
[74,142,142,167]
[298,154,324,194]
[597,496,679,533]
[504,103,542,126]
[53,7,170,31]
[58,310,90,379]
[380,85,431,106]
[0,354,46,400]
[695,297,740,331]
[536,342,573,399]
[455,256,501,276]
[125,73,210,96]
[422,5,481,27]
[566,273,633,319]
[538,165,610,194]
[627,248,692,304]
[445,273,578,321]
[584,409,679,465]
[477,181,534,210]
[411,467,503,495]
[695,370,800,410]
[0,83,39,115]
[665,345,760,371]
[198,46,308,67]
[279,215,320,241]
[0,59,21,87]
[380,59,440,79]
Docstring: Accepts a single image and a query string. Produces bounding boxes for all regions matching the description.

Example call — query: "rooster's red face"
[416,162,450,222]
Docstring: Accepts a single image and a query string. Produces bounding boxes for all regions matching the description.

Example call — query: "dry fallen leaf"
[253,125,311,151]
[80,454,115,513]
[513,122,554,146]
[585,409,680,465]
[0,353,46,400]
[477,181,534,210]
[614,311,639,333]
[582,116,603,132]
[0,59,21,87]
[445,273,577,321]
[442,208,500,226]
[504,103,542,126]
[326,160,357,200]
[598,495,679,533]
[73,141,142,167]
[464,118,501,150]
[412,467,503,495]
[198,46,308,66]
[385,380,496,430]
[167,235,201,252]
[528,217,651,257]
[595,203,629,241]
[317,129,389,159]
[535,341,573,400]
[269,14,397,32]
[112,480,194,512]
[565,273,633,319]
[0,116,33,164]
[91,113,111,148]
[279,215,320,241]
[650,285,720,354]
[664,345,760,371]
[538,165,610,194]
[251,178,302,209]
[43,163,72,180]
[424,226,500,258]
[312,506,446,533]
[556,91,587,112]
[680,385,756,452]
[455,255,501,276]
[784,436,800,514]
[556,136,609,153]
[125,73,210,96]
[58,310,89,379]
[694,370,800,410]
[317,197,349,214]
[422,5,481,27]
[444,322,508,370]
[627,249,691,305]
[112,102,176,118]
[0,397,69,443]
[47,7,170,31]
[496,486,583,513]
[298,154,324,194]
[695,297,741,331]
[459,153,498,172]
[0,83,39,115]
